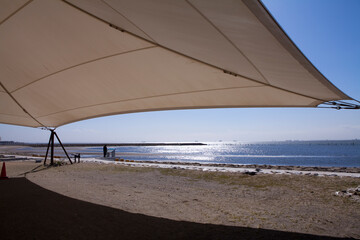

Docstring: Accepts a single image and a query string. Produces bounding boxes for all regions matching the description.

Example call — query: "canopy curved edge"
[0,0,358,129]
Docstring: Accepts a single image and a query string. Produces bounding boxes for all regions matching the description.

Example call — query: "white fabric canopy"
[0,0,354,128]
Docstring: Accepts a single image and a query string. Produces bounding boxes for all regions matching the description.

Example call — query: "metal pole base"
[44,130,73,165]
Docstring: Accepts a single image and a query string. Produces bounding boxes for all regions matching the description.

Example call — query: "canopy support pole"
[44,130,53,165]
[44,129,73,165]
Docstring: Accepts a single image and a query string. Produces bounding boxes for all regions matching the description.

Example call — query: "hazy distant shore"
[0,142,206,147]
[1,139,359,147]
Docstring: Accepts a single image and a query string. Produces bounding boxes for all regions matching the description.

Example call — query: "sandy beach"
[1,159,359,239]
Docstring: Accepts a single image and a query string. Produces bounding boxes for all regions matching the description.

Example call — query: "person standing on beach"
[103,145,108,157]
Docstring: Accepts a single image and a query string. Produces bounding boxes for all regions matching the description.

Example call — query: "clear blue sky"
[0,0,359,143]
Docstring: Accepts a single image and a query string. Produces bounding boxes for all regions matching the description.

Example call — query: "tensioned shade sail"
[0,0,355,128]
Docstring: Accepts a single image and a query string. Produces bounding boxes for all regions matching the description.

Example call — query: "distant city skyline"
[0,0,359,143]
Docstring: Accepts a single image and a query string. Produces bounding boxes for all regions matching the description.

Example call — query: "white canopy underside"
[0,0,352,128]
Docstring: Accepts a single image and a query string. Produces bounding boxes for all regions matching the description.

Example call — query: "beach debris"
[334,186,360,202]
[244,171,257,176]
[0,162,9,179]
[52,160,66,167]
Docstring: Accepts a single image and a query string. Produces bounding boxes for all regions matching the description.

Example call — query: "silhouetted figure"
[103,145,108,157]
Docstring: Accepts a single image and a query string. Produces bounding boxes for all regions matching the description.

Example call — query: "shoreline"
[1,152,360,176]
[111,159,360,173]
[82,158,360,178]
[1,154,360,178]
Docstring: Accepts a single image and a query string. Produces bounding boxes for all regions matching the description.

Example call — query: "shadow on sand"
[0,178,352,240]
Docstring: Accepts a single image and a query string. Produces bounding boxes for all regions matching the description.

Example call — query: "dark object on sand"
[0,162,8,179]
[244,171,257,176]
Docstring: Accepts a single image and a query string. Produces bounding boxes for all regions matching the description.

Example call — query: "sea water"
[86,140,360,167]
